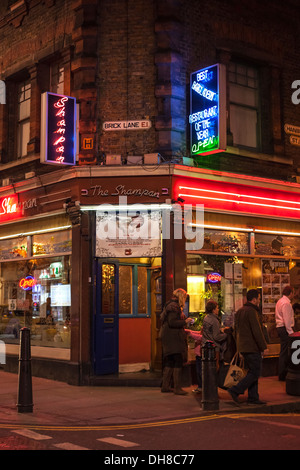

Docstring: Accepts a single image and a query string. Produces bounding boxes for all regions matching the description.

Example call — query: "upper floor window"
[229,63,260,149]
[50,62,64,95]
[17,80,31,158]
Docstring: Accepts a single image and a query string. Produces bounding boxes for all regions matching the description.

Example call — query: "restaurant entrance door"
[94,260,119,375]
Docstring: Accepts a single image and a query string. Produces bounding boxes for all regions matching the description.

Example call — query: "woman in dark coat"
[160,288,193,395]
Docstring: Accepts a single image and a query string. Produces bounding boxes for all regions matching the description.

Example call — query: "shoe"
[247,399,267,405]
[228,389,240,405]
[192,387,202,393]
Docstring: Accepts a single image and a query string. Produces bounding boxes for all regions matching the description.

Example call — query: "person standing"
[185,328,202,393]
[228,289,267,405]
[160,288,193,395]
[275,285,295,381]
[202,300,228,364]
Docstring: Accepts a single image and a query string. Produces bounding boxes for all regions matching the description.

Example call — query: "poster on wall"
[261,259,290,314]
[95,211,162,258]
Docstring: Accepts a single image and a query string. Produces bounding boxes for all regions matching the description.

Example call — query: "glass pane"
[201,229,250,254]
[119,265,132,314]
[18,120,30,157]
[33,230,72,256]
[137,266,147,314]
[0,256,71,349]
[230,104,258,148]
[101,264,115,314]
[187,276,205,313]
[0,238,27,260]
[230,83,257,107]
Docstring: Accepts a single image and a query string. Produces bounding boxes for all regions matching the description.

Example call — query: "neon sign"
[19,276,37,291]
[207,273,222,283]
[0,195,22,221]
[189,64,226,157]
[40,92,77,165]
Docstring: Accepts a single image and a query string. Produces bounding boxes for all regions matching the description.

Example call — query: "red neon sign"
[0,195,22,221]
[19,276,36,291]
[207,272,222,283]
[40,92,76,166]
[173,176,300,219]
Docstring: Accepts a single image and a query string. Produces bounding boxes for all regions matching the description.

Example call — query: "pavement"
[0,369,300,428]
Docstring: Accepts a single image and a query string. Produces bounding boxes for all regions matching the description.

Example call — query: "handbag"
[223,352,246,389]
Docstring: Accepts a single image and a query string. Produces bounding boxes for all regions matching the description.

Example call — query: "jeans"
[230,352,262,402]
[276,326,290,380]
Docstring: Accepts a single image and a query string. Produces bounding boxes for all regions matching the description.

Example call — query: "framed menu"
[261,259,289,314]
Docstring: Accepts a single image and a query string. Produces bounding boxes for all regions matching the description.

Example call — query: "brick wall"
[0,0,299,179]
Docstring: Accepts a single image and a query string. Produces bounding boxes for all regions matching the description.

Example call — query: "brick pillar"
[72,0,98,165]
[270,66,284,156]
[155,0,186,159]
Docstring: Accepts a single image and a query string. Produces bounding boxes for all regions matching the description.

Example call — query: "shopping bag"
[223,353,246,389]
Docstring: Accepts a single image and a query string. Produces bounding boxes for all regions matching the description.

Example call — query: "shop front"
[172,167,300,373]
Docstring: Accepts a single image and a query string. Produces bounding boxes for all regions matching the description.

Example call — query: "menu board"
[261,259,289,314]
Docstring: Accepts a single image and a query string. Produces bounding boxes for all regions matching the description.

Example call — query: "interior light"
[0,225,72,241]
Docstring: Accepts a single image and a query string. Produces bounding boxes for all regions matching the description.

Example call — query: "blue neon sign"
[189,64,226,157]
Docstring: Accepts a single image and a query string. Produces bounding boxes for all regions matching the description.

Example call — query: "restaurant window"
[17,80,31,158]
[229,62,260,149]
[119,263,150,316]
[0,255,71,349]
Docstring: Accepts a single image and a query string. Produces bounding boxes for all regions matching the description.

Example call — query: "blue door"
[94,260,119,375]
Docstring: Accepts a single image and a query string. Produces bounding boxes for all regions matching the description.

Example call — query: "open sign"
[207,272,222,283]
[19,276,36,291]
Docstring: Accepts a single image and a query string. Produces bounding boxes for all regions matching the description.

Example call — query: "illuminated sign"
[189,64,226,156]
[0,195,22,221]
[207,272,222,283]
[19,276,37,291]
[41,92,77,165]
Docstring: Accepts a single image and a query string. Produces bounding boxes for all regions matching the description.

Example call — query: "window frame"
[119,263,151,318]
[228,62,261,151]
[16,79,31,159]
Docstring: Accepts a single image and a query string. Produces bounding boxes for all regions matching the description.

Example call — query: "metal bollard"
[201,341,219,411]
[17,327,33,413]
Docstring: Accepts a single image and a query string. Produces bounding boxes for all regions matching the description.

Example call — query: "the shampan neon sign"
[41,92,77,166]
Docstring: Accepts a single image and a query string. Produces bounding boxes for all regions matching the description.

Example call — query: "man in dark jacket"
[228,289,267,405]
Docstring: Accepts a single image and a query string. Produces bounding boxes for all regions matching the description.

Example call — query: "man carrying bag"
[227,289,267,405]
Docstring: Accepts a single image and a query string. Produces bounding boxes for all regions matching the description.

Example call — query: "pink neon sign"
[41,92,76,166]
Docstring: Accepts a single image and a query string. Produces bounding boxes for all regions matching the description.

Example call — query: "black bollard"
[17,327,33,413]
[201,341,219,411]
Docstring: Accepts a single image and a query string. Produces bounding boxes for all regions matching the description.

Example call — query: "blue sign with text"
[189,64,226,157]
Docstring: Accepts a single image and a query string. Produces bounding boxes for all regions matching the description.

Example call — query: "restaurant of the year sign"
[189,63,226,157]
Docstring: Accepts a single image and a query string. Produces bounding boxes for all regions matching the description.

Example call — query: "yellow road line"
[0,413,297,432]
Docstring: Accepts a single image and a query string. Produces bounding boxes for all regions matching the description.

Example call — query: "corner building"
[0,0,299,384]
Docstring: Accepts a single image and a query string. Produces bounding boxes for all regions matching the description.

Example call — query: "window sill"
[224,146,292,165]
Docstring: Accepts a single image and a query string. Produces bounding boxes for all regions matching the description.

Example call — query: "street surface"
[0,412,299,453]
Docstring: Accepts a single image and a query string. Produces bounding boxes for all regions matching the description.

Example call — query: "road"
[0,412,299,454]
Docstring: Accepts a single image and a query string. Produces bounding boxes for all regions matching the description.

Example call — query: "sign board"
[41,92,77,165]
[284,123,300,136]
[95,211,162,258]
[290,135,300,147]
[103,120,152,131]
[189,63,226,156]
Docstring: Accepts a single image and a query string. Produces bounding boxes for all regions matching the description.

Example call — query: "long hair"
[173,288,187,309]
